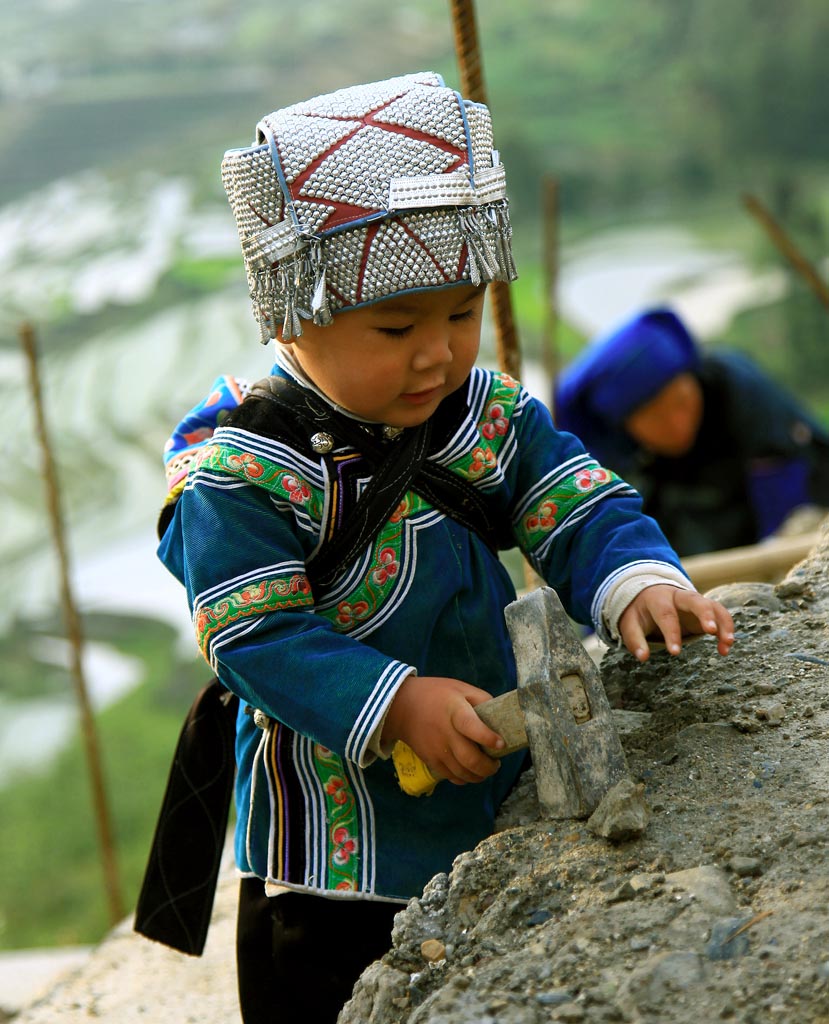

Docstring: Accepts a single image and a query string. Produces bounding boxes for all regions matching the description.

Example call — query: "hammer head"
[504,587,629,819]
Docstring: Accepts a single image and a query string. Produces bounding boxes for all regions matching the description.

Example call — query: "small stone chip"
[755,702,785,725]
[728,856,763,878]
[587,779,650,842]
[420,939,446,963]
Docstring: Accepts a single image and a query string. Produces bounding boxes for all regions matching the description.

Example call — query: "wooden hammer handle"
[392,665,598,796]
[474,690,528,756]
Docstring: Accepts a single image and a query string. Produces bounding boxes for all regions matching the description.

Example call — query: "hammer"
[391,587,629,819]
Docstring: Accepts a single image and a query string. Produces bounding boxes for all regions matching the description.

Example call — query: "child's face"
[284,284,486,426]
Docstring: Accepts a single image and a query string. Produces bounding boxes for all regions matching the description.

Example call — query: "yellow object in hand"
[392,740,438,797]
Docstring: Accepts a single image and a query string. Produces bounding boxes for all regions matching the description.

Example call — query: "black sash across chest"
[226,375,510,587]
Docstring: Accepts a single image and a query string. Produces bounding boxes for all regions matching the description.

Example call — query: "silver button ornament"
[310,431,334,453]
[253,708,271,730]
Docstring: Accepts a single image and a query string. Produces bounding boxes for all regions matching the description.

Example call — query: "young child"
[157,73,734,1023]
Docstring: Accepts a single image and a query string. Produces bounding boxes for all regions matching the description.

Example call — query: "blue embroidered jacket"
[158,366,683,901]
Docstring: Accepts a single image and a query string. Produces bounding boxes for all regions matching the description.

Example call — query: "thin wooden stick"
[448,0,485,104]
[448,0,533,590]
[448,0,522,380]
[542,174,560,410]
[742,192,829,312]
[19,322,125,926]
[725,909,774,943]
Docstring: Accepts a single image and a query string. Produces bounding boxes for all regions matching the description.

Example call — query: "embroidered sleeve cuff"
[348,663,416,768]
[592,562,694,644]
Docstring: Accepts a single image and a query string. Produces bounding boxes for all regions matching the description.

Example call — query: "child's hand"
[618,584,735,662]
[382,676,505,786]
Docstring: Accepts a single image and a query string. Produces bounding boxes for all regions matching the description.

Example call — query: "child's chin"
[385,409,435,429]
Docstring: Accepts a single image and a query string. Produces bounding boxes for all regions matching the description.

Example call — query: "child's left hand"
[618,584,734,662]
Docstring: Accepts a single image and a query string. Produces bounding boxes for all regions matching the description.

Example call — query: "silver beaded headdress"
[221,71,517,343]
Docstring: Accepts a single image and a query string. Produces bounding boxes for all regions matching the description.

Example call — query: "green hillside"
[3,0,829,223]
[3,0,828,391]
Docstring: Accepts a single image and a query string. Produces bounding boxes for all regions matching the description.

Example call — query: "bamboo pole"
[448,0,521,380]
[742,192,829,313]
[541,174,560,411]
[19,322,125,926]
[448,0,535,589]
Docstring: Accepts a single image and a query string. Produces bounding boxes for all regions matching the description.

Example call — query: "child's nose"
[411,327,452,372]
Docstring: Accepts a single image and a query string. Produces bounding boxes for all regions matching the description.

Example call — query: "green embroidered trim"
[449,373,521,481]
[314,744,361,892]
[195,442,324,520]
[315,376,521,632]
[516,463,622,551]
[195,573,313,659]
[195,381,523,643]
[316,492,429,633]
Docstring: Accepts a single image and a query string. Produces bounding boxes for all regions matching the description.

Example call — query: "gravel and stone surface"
[341,521,829,1024]
[10,521,829,1024]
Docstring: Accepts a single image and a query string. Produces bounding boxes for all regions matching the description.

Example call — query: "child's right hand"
[382,676,505,786]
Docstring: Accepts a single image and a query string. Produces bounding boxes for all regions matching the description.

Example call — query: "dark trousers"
[236,877,402,1023]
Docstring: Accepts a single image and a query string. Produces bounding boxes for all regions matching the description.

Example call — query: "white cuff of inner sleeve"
[601,568,695,644]
[362,668,417,765]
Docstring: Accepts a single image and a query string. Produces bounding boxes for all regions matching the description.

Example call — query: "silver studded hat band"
[221,71,518,343]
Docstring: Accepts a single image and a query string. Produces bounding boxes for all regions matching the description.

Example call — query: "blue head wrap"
[553,308,700,465]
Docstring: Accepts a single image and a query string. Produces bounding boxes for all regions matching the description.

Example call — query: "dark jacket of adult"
[554,309,829,556]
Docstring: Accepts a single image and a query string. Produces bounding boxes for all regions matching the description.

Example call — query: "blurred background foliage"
[2,0,828,387]
[3,0,829,232]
